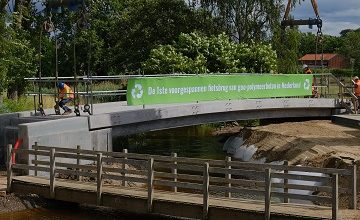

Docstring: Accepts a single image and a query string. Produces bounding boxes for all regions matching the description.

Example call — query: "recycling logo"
[131,83,143,99]
[303,79,310,90]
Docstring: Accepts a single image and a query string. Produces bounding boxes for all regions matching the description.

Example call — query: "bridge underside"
[110,107,334,136]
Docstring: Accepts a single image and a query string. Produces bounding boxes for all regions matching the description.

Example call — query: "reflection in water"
[115,125,226,160]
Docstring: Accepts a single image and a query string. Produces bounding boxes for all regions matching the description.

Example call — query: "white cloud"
[325,8,360,18]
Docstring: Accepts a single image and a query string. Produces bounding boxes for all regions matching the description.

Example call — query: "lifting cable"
[38,20,45,116]
[73,23,81,116]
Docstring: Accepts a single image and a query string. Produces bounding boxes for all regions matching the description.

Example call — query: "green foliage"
[0,97,34,113]
[331,69,355,77]
[197,0,283,42]
[340,30,360,71]
[143,33,277,74]
[299,33,344,56]
[273,28,301,74]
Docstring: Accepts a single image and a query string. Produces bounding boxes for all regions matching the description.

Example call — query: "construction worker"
[303,64,312,74]
[57,82,74,115]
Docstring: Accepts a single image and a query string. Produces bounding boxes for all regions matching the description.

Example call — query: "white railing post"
[283,160,289,203]
[6,144,13,193]
[122,149,128,187]
[171,153,177,193]
[225,156,231,198]
[265,168,271,220]
[203,162,209,220]
[97,153,103,206]
[332,173,339,220]
[351,164,357,209]
[49,148,56,199]
[147,157,154,213]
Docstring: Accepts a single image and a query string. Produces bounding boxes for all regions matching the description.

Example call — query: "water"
[4,125,226,219]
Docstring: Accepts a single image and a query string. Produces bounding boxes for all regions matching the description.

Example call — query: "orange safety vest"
[59,84,74,99]
[355,81,360,97]
[304,68,312,74]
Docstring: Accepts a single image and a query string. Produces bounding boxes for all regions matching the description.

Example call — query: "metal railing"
[25,73,359,115]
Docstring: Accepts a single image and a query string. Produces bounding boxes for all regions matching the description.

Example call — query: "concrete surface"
[332,114,360,129]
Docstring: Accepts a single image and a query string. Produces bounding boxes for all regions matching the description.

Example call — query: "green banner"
[127,74,313,105]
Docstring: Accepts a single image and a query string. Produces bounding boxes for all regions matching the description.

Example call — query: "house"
[299,53,349,69]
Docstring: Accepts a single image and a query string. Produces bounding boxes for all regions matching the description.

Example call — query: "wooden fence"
[6,143,357,220]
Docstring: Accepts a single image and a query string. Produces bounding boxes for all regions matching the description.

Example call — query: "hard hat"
[354,76,359,80]
[57,82,65,89]
[302,64,308,69]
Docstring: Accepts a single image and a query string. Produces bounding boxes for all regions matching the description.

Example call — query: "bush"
[331,69,355,77]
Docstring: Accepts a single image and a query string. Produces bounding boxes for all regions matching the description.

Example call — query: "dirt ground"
[214,119,360,208]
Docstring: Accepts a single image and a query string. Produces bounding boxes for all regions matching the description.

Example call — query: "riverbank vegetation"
[1,0,360,109]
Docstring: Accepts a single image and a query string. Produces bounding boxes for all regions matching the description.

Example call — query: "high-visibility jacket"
[59,84,74,99]
[304,68,312,74]
[355,81,360,97]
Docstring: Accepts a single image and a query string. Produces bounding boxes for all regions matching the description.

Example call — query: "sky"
[292,0,360,36]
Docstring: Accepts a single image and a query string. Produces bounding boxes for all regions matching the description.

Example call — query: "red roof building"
[299,53,349,69]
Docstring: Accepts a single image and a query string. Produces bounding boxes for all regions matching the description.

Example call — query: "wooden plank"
[153,179,203,190]
[55,152,97,161]
[15,149,50,157]
[283,160,289,203]
[102,156,148,167]
[272,192,331,203]
[351,165,357,209]
[102,167,147,176]
[225,156,231,198]
[265,168,271,220]
[50,148,55,199]
[76,145,81,181]
[34,142,38,176]
[272,172,331,183]
[122,149,128,187]
[97,153,103,206]
[102,174,148,184]
[210,167,264,177]
[203,162,209,220]
[12,164,50,172]
[171,153,177,193]
[209,185,265,197]
[148,158,154,213]
[7,144,13,193]
[228,161,351,176]
[332,174,338,220]
[34,145,97,155]
[155,162,204,172]
[32,160,97,172]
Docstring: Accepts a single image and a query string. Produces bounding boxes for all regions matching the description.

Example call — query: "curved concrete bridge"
[0,98,345,156]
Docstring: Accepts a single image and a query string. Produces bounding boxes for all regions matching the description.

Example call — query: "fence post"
[122,149,128,187]
[203,162,209,220]
[6,144,13,193]
[76,145,81,181]
[147,157,154,213]
[351,164,357,209]
[332,173,338,220]
[171,153,177,193]
[225,156,231,198]
[49,148,56,199]
[283,160,289,203]
[265,168,272,220]
[34,142,38,176]
[97,153,103,206]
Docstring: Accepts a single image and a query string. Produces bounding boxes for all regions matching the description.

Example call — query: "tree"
[143,32,277,74]
[195,0,285,42]
[340,30,360,71]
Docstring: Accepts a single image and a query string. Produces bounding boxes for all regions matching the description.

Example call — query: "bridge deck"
[12,176,360,220]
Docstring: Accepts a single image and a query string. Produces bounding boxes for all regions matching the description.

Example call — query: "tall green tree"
[195,0,285,42]
[340,29,360,71]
